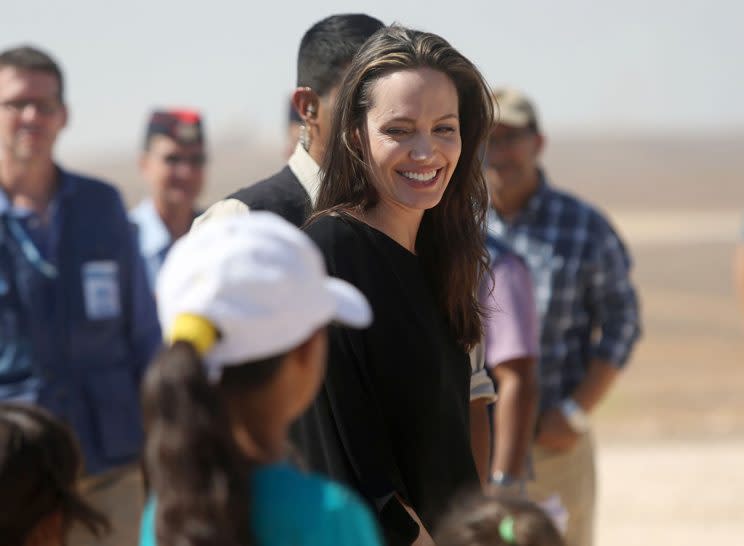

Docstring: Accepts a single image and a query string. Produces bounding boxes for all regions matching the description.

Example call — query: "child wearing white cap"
[138,212,380,546]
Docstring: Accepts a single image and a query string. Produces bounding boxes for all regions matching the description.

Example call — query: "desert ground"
[77,131,744,545]
[540,135,743,545]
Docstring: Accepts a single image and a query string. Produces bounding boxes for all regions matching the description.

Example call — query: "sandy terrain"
[597,441,744,545]
[591,229,744,545]
[80,132,744,545]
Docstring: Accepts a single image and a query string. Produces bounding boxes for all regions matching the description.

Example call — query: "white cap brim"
[325,277,372,329]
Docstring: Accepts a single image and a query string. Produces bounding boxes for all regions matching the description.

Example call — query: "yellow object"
[168,314,218,356]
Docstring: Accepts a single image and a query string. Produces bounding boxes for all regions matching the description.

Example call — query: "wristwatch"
[559,397,590,434]
[488,470,524,487]
[489,471,526,496]
[489,471,518,486]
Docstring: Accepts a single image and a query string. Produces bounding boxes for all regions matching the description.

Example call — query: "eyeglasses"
[0,98,62,116]
[488,128,534,150]
[160,153,207,168]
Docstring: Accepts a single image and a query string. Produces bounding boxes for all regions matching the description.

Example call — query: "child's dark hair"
[434,493,565,546]
[141,341,284,546]
[0,402,110,544]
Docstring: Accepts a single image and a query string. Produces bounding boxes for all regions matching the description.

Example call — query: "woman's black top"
[294,214,479,545]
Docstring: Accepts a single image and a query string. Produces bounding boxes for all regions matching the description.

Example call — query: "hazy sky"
[2,0,742,160]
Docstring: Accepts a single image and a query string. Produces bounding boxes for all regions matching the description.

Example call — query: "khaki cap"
[491,87,540,130]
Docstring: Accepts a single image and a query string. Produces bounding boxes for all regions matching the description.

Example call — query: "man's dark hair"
[0,45,65,102]
[297,14,384,97]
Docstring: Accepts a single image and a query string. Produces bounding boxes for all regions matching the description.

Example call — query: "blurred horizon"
[3,0,743,160]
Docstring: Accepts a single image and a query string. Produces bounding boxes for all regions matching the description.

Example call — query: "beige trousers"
[68,465,144,546]
[527,431,596,546]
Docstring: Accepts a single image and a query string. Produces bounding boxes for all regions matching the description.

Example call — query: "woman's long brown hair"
[314,25,494,350]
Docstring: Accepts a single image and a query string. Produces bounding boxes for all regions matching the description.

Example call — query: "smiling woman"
[296,25,494,546]
[364,67,462,221]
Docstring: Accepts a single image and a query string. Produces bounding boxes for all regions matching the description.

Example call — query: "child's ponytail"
[142,341,252,546]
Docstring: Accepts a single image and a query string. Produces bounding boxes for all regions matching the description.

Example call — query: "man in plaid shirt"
[485,88,641,546]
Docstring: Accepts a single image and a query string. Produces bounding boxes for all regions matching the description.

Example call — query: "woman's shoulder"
[252,464,382,546]
[303,212,362,249]
[304,213,374,273]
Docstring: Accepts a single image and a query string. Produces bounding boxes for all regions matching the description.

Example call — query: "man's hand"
[535,407,579,452]
[535,358,620,452]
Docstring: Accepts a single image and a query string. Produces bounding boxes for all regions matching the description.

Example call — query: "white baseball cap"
[156,211,372,381]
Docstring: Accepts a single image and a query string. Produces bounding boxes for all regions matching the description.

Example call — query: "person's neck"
[492,170,541,221]
[154,200,194,240]
[0,157,57,214]
[360,202,423,254]
[307,140,324,168]
[231,403,290,465]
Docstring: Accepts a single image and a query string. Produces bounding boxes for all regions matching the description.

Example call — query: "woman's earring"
[299,123,312,152]
[300,104,316,152]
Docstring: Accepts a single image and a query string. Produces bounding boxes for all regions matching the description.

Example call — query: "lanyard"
[5,215,58,279]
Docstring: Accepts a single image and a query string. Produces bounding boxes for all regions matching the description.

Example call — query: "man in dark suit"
[195,14,384,227]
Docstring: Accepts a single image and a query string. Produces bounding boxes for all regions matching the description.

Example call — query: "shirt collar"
[129,199,172,257]
[0,188,14,216]
[0,166,74,218]
[521,169,550,222]
[287,142,321,205]
[490,169,551,227]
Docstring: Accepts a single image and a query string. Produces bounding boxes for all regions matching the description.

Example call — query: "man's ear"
[60,104,69,131]
[292,87,320,127]
[533,132,546,156]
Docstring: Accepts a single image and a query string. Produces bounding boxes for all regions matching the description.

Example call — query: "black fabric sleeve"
[380,497,421,546]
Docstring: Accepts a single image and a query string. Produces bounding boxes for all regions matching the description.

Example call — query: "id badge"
[82,261,121,320]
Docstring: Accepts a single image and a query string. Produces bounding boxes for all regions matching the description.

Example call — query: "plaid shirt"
[488,171,641,413]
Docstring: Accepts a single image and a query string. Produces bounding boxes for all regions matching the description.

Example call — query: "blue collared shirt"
[0,167,161,474]
[0,173,74,400]
[488,171,641,413]
[129,199,172,289]
[129,199,199,290]
[0,172,73,269]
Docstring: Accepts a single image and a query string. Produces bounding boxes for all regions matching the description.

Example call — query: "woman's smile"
[364,67,461,217]
[397,167,443,186]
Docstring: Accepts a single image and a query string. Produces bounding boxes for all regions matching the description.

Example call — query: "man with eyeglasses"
[484,88,642,546]
[129,109,206,289]
[0,45,161,545]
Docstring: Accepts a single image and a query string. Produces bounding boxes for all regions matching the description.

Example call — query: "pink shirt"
[480,254,539,368]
